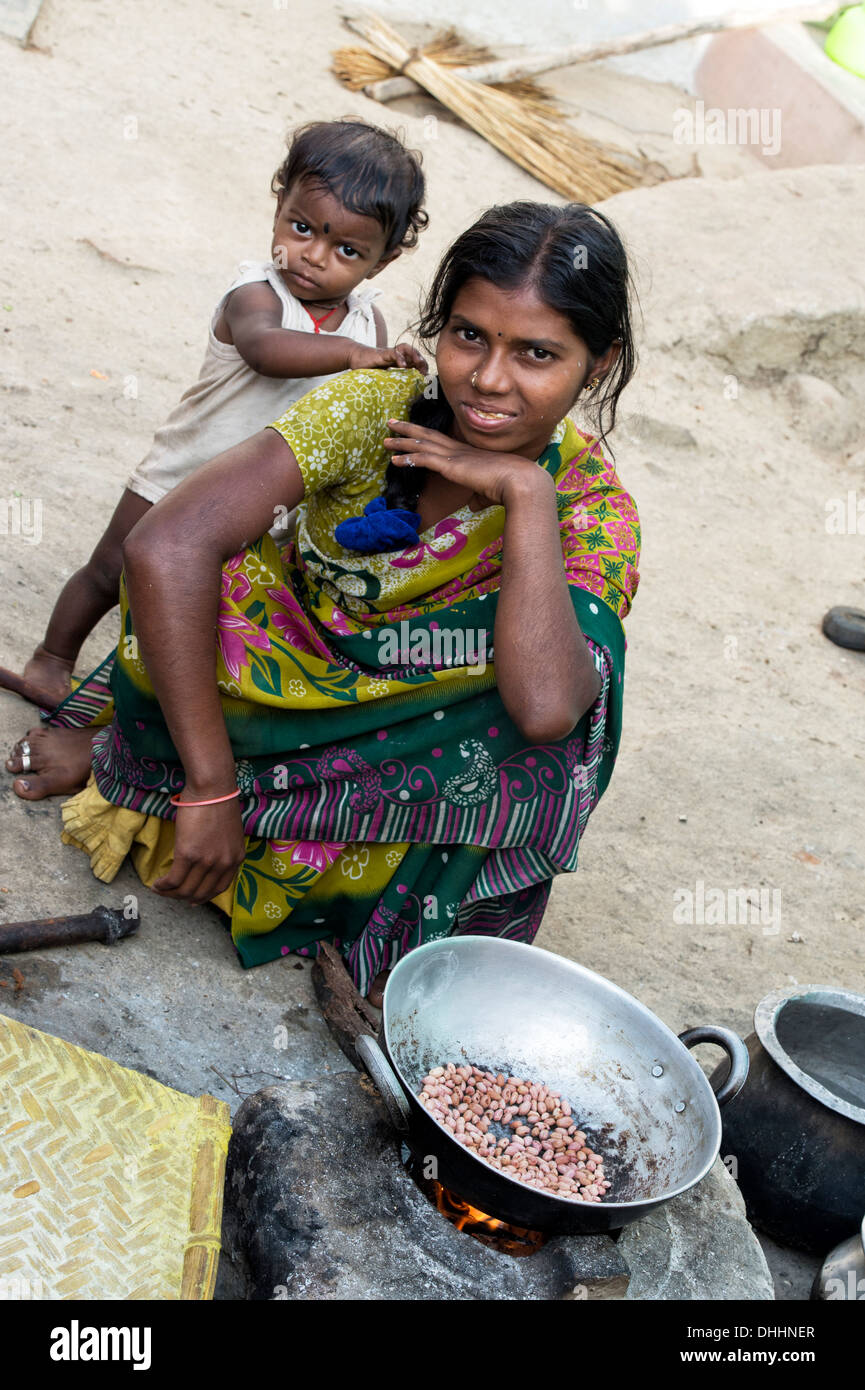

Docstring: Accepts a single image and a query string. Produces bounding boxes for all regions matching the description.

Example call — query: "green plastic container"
[825,4,865,78]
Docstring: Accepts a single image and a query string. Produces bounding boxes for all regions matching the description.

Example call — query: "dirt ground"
[1,0,863,1300]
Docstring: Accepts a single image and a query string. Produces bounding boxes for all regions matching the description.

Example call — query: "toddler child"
[0,118,427,710]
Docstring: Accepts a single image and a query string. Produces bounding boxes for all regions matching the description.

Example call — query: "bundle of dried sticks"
[340,12,645,204]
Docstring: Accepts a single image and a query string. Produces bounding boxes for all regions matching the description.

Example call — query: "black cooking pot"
[710,985,865,1254]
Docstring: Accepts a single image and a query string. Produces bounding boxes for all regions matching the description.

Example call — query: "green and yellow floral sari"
[55,369,640,995]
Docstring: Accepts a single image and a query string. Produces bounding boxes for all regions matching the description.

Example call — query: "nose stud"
[471,371,479,389]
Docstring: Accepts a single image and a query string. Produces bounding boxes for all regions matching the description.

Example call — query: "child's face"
[435,276,619,462]
[272,179,395,303]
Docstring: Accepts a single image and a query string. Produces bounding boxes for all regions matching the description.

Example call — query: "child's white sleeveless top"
[127,260,381,504]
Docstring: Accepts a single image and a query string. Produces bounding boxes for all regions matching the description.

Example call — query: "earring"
[583,376,601,394]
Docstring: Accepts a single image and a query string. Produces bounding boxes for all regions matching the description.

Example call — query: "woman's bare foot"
[367,968,391,1010]
[5,725,95,800]
[0,645,74,710]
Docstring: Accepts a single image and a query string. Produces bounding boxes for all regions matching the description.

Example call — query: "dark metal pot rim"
[754,985,865,1126]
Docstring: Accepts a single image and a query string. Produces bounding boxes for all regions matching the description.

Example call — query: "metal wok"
[358,937,748,1235]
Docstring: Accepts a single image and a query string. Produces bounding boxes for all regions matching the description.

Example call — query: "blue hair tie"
[334,495,422,554]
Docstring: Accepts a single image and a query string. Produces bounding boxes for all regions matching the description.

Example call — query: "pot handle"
[355,1034,412,1133]
[678,1025,749,1107]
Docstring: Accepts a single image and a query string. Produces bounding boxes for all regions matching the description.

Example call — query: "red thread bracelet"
[170,789,241,807]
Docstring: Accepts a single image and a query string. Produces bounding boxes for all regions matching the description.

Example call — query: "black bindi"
[323,222,330,234]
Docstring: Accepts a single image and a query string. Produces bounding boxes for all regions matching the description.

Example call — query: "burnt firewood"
[310,940,380,1070]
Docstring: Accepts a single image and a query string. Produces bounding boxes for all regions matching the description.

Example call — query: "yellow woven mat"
[0,1013,231,1300]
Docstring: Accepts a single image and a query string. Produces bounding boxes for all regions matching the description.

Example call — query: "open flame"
[431,1181,547,1256]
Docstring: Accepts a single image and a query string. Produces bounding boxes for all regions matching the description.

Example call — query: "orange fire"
[431,1182,547,1256]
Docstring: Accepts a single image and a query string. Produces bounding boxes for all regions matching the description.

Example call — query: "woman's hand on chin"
[153,799,246,905]
[384,419,551,510]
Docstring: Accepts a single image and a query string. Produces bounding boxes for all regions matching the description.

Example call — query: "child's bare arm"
[219,282,426,377]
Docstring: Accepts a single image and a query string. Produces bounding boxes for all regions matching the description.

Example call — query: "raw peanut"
[418,1064,607,1204]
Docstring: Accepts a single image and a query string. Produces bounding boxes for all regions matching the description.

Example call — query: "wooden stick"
[364,74,420,101]
[350,3,839,99]
[344,11,644,203]
[311,940,380,1072]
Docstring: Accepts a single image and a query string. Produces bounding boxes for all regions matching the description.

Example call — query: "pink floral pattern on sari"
[389,518,467,570]
[219,554,271,680]
[320,604,354,637]
[265,581,332,659]
[271,840,347,873]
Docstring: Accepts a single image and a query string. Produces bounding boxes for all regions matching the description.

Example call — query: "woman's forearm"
[494,475,601,743]
[123,542,235,796]
[121,428,303,793]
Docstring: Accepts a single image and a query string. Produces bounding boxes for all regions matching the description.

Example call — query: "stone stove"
[217,1068,775,1301]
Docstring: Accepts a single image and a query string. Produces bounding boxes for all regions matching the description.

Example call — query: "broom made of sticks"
[341,12,645,205]
[333,27,560,116]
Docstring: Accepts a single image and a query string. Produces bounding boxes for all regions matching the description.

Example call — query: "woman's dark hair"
[272,119,428,257]
[384,201,637,514]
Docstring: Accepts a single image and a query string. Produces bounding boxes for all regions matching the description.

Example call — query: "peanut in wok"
[418,1064,611,1202]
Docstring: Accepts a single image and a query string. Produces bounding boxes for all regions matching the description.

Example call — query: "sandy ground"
[1,0,864,1300]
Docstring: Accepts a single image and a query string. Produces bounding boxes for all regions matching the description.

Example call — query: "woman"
[8,202,640,1004]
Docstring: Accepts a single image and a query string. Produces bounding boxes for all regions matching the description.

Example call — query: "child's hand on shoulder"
[347,342,428,375]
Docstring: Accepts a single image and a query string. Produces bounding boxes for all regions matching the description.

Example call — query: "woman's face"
[435,277,614,460]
